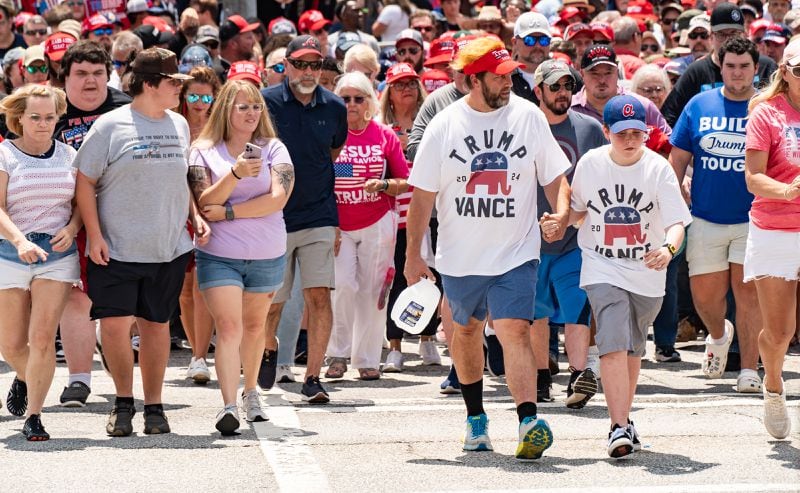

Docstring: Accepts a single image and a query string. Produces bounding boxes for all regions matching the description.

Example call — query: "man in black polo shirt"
[262,35,347,404]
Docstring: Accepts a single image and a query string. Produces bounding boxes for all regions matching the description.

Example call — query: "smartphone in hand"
[244,142,262,160]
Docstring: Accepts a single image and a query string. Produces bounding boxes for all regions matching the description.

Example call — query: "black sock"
[115,396,134,408]
[460,379,485,417]
[516,401,538,422]
[144,403,163,415]
[537,369,551,385]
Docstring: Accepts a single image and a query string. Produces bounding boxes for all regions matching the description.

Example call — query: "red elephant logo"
[604,206,647,245]
[465,152,512,196]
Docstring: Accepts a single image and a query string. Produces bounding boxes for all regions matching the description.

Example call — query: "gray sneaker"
[241,389,268,422]
[60,381,91,407]
[215,405,240,436]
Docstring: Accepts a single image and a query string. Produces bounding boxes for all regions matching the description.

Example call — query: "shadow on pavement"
[767,441,800,470]
[0,432,234,452]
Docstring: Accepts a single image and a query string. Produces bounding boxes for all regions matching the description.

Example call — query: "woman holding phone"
[188,80,295,435]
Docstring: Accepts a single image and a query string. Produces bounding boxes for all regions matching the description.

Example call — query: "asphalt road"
[1,335,798,493]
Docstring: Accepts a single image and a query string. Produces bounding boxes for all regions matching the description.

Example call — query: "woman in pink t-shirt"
[743,39,800,440]
[325,72,409,381]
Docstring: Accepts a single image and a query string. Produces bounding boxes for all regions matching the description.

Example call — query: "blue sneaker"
[440,365,461,394]
[515,416,553,461]
[463,413,493,451]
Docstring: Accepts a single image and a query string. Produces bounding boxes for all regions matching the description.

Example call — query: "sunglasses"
[112,59,128,69]
[522,35,550,47]
[187,93,214,104]
[92,27,113,37]
[787,65,800,78]
[25,29,48,36]
[25,65,48,74]
[235,103,264,112]
[546,80,575,92]
[391,81,418,91]
[202,40,219,49]
[397,47,421,56]
[688,31,709,40]
[413,25,434,32]
[341,95,366,104]
[641,43,660,52]
[287,58,323,71]
[268,62,285,73]
[661,17,678,24]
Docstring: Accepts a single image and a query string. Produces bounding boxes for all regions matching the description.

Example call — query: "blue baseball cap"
[603,95,647,134]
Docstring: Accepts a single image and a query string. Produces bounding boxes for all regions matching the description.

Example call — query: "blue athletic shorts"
[195,250,286,293]
[533,249,590,325]
[441,259,538,326]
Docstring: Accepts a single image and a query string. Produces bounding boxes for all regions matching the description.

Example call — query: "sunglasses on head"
[287,58,323,71]
[397,46,420,56]
[187,93,214,104]
[522,35,550,47]
[25,29,47,36]
[688,31,709,40]
[546,80,575,93]
[92,27,113,37]
[268,62,285,73]
[342,95,365,104]
[26,65,48,74]
[642,43,659,52]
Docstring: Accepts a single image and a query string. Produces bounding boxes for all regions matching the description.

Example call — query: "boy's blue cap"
[603,95,647,134]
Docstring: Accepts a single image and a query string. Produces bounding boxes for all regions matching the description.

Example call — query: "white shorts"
[743,222,800,282]
[686,216,749,276]
[0,253,80,290]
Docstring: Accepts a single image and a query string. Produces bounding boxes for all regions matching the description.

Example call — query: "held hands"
[16,239,48,264]
[201,205,226,222]
[50,225,76,252]
[233,154,262,178]
[539,212,567,243]
[363,179,386,193]
[193,214,211,246]
[643,247,672,271]
[88,234,110,266]
[403,254,435,286]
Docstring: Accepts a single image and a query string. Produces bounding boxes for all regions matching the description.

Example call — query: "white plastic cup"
[390,278,442,335]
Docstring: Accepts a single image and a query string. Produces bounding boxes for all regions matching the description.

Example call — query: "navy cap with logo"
[603,95,647,134]
[710,3,744,32]
[286,35,323,58]
[581,44,617,70]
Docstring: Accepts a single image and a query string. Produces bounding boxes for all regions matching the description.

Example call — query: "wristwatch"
[662,242,677,256]
[225,202,235,221]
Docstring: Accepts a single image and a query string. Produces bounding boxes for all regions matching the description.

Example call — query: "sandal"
[358,368,381,381]
[324,358,347,379]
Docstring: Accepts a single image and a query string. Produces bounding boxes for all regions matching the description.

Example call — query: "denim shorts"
[0,233,79,289]
[440,259,539,326]
[195,250,286,293]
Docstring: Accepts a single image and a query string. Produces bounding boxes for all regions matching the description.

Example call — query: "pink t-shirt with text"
[334,120,409,231]
[745,94,800,232]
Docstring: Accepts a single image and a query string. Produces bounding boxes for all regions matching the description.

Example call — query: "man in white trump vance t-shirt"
[404,37,571,462]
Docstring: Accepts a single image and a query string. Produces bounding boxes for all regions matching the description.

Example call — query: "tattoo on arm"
[188,165,211,201]
[273,163,295,195]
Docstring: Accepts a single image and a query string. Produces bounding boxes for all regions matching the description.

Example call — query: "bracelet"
[231,166,242,180]
[381,179,389,192]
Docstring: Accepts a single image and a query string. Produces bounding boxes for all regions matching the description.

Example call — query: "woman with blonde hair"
[743,38,800,439]
[188,80,295,435]
[0,84,80,440]
[325,72,409,381]
[343,44,380,85]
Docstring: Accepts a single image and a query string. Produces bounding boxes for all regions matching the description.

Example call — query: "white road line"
[253,389,332,493]
[424,485,800,493]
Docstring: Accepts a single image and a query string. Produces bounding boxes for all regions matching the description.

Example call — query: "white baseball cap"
[514,12,550,38]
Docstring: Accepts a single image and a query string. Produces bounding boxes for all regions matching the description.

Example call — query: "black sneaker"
[566,368,598,409]
[302,376,330,404]
[294,330,307,365]
[607,423,634,458]
[484,332,505,377]
[6,377,28,417]
[55,333,66,364]
[628,419,642,451]
[655,346,681,363]
[548,353,560,376]
[60,381,91,407]
[107,402,136,437]
[143,408,171,435]
[536,372,553,403]
[22,414,49,441]
[258,349,278,390]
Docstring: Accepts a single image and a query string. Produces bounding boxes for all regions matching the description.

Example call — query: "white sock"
[68,373,91,387]
[708,333,728,345]
[484,324,496,337]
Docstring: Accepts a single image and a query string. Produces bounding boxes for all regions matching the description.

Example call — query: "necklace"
[349,124,369,136]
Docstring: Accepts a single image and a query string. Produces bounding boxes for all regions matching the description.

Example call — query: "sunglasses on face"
[546,80,575,92]
[413,25,434,32]
[397,47,421,56]
[642,43,659,52]
[391,81,418,91]
[202,40,219,49]
[287,58,323,71]
[522,35,550,47]
[235,103,264,113]
[342,95,366,104]
[93,27,113,37]
[661,17,678,24]
[787,65,800,78]
[26,65,48,74]
[688,31,709,40]
[25,29,48,36]
[268,62,285,73]
[187,93,214,104]
[112,59,128,69]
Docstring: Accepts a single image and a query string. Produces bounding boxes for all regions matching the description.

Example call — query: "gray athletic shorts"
[274,226,336,303]
[584,283,662,358]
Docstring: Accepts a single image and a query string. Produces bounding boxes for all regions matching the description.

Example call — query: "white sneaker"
[420,340,442,365]
[763,379,791,439]
[736,369,762,393]
[586,346,601,380]
[702,319,734,379]
[215,404,240,436]
[187,357,211,384]
[276,364,295,383]
[241,389,268,422]
[383,350,403,372]
[435,323,447,343]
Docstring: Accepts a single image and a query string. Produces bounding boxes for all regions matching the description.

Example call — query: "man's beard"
[544,94,570,115]
[290,78,318,94]
[481,83,509,109]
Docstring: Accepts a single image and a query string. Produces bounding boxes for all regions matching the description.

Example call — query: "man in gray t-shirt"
[74,48,208,438]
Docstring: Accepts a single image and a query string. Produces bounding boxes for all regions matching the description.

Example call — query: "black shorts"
[87,252,192,323]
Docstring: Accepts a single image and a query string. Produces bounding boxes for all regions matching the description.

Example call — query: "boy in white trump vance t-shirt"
[542,95,691,459]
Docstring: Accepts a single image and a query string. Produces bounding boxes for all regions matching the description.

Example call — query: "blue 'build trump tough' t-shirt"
[670,88,754,224]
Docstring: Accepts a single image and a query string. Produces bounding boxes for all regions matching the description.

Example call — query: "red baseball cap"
[44,32,77,62]
[463,48,524,75]
[559,7,584,23]
[749,18,772,37]
[298,10,331,33]
[564,23,592,40]
[220,14,260,42]
[386,63,419,84]
[551,51,574,66]
[227,60,262,86]
[81,13,113,34]
[590,22,615,41]
[424,37,456,67]
[143,15,175,34]
[14,12,31,30]
[626,0,658,21]
[420,69,451,93]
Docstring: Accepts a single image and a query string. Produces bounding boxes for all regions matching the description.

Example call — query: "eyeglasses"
[639,85,665,95]
[287,58,323,71]
[235,103,264,112]
[268,62,285,73]
[92,27,113,37]
[688,31,709,40]
[412,25,434,32]
[202,40,219,49]
[25,65,48,74]
[341,95,366,104]
[112,59,128,69]
[522,35,550,47]
[187,93,214,104]
[641,43,660,52]
[546,80,575,92]
[24,29,48,36]
[26,114,58,123]
[396,46,421,56]
[391,81,418,91]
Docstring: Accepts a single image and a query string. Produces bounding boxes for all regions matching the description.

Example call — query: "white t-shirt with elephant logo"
[409,94,569,277]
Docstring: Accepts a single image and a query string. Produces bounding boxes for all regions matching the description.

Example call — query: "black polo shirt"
[262,79,348,233]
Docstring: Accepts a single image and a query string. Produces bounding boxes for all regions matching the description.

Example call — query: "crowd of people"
[0,0,796,461]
